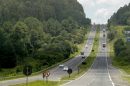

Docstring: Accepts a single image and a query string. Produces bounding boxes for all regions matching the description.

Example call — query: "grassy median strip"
[61,30,100,80]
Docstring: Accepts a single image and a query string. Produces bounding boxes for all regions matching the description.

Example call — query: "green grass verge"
[123,76,130,84]
[11,80,64,86]
[61,30,100,80]
[109,26,130,73]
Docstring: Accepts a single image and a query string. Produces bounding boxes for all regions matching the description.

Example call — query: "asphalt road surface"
[63,26,115,86]
[0,26,96,86]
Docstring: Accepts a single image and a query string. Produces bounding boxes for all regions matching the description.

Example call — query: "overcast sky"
[77,0,130,24]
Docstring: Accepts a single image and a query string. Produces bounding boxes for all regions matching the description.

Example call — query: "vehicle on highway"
[88,42,92,45]
[103,29,105,32]
[63,66,68,71]
[59,64,64,68]
[102,43,106,48]
[82,55,85,58]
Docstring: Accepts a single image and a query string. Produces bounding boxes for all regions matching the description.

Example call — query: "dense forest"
[0,0,91,72]
[108,3,130,25]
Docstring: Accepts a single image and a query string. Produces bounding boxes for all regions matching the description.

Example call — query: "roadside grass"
[11,80,64,86]
[108,26,130,83]
[0,30,90,81]
[61,30,99,80]
[123,76,130,84]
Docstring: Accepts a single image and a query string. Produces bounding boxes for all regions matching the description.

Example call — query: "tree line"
[108,3,130,26]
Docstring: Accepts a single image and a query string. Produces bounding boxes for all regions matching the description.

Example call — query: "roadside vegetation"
[108,26,130,72]
[13,27,100,86]
[0,0,91,79]
[9,28,90,86]
[108,3,130,75]
[107,26,130,84]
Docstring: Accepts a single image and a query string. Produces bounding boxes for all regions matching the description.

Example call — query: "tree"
[114,39,126,56]
[11,21,29,64]
[0,28,16,68]
[24,17,44,57]
[127,17,130,25]
[44,18,62,36]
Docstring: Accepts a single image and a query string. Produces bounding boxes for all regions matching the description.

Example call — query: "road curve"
[0,26,96,86]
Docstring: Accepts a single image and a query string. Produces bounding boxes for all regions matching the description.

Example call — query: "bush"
[108,31,115,41]
[16,66,23,74]
[114,39,126,56]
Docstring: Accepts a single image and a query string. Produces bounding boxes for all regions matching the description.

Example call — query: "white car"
[89,43,92,45]
[59,64,64,68]
[63,66,68,71]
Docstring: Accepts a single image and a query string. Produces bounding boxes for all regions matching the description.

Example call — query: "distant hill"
[0,0,90,26]
[108,3,130,25]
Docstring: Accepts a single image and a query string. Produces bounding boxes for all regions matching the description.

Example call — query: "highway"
[62,26,129,86]
[48,26,96,81]
[0,26,96,86]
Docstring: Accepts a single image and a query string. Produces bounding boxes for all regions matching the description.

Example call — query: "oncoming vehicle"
[89,42,92,45]
[59,64,64,68]
[63,66,68,71]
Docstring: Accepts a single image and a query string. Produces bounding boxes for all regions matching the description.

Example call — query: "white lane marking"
[61,80,73,86]
[87,78,95,86]
[105,33,115,86]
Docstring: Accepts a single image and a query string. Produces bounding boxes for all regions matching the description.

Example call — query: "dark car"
[82,55,85,58]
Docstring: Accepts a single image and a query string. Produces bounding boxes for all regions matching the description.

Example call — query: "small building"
[127,37,130,42]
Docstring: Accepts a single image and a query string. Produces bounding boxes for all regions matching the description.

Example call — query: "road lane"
[63,26,114,86]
